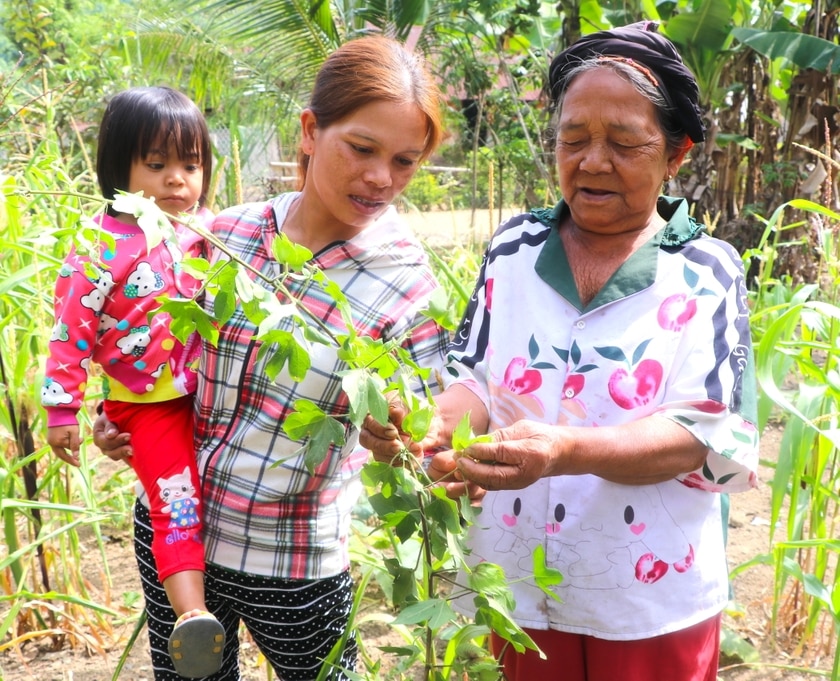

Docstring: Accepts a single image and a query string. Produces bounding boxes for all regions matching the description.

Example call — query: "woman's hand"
[359,395,486,504]
[92,411,133,463]
[454,416,710,490]
[455,420,559,491]
[359,399,424,464]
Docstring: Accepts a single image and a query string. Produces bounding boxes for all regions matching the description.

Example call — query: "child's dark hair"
[96,86,212,216]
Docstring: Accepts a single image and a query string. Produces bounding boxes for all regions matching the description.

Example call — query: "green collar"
[532,197,706,312]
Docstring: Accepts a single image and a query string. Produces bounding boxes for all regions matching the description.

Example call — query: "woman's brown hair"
[296,35,444,189]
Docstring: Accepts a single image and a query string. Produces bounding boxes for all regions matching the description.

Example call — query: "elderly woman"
[361,21,758,681]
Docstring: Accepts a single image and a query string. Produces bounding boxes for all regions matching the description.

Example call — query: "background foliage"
[2,0,840,679]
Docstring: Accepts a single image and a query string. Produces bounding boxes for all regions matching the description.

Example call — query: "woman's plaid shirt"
[194,193,448,579]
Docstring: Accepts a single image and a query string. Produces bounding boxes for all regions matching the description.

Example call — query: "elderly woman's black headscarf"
[548,21,705,143]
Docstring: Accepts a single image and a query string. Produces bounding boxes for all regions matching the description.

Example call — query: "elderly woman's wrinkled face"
[555,68,682,235]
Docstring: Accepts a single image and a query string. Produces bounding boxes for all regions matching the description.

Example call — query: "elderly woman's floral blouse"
[446,197,758,639]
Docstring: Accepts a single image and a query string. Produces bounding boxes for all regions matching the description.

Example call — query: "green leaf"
[302,323,333,347]
[719,626,760,663]
[391,598,457,630]
[473,594,538,654]
[424,488,463,536]
[338,335,400,379]
[281,400,346,474]
[384,557,419,607]
[716,133,763,151]
[257,330,311,382]
[531,544,563,598]
[319,275,349,308]
[732,28,840,74]
[234,266,261,304]
[451,413,493,451]
[180,255,210,278]
[402,405,434,442]
[256,300,301,336]
[361,461,402,490]
[421,285,458,330]
[393,511,421,544]
[155,297,218,346]
[271,231,312,270]
[787,199,840,223]
[302,417,345,473]
[367,490,417,517]
[211,289,236,327]
[341,369,389,427]
[282,399,333,439]
[663,0,732,53]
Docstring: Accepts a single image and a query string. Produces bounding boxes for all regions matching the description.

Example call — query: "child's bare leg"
[163,569,207,618]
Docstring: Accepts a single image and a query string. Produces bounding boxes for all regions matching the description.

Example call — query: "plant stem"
[416,490,437,681]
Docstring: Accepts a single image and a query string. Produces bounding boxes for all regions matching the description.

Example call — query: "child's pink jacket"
[42,209,212,428]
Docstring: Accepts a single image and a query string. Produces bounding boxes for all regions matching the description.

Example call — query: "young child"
[42,86,224,679]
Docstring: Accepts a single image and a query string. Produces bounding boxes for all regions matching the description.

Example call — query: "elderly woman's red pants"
[491,614,720,681]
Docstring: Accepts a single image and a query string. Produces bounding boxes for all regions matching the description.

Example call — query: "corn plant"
[732,194,840,679]
[0,64,142,673]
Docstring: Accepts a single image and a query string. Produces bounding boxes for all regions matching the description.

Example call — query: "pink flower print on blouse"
[553,341,597,423]
[504,357,542,394]
[597,339,663,410]
[489,335,554,428]
[502,334,556,395]
[555,340,598,400]
[635,545,695,584]
[657,293,697,331]
[657,264,715,331]
[485,277,494,311]
[562,373,585,396]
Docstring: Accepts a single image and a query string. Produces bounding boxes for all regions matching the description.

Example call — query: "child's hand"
[47,425,81,467]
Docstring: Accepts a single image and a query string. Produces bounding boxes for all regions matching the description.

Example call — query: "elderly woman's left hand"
[454,420,560,491]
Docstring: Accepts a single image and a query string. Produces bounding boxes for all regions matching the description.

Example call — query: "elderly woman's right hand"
[92,411,133,463]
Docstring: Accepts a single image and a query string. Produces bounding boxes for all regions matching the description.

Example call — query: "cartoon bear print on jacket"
[50,321,69,343]
[79,269,116,314]
[124,261,165,299]
[116,325,152,358]
[97,312,119,335]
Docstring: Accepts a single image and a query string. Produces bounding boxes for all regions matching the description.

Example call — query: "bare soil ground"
[1,211,834,680]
